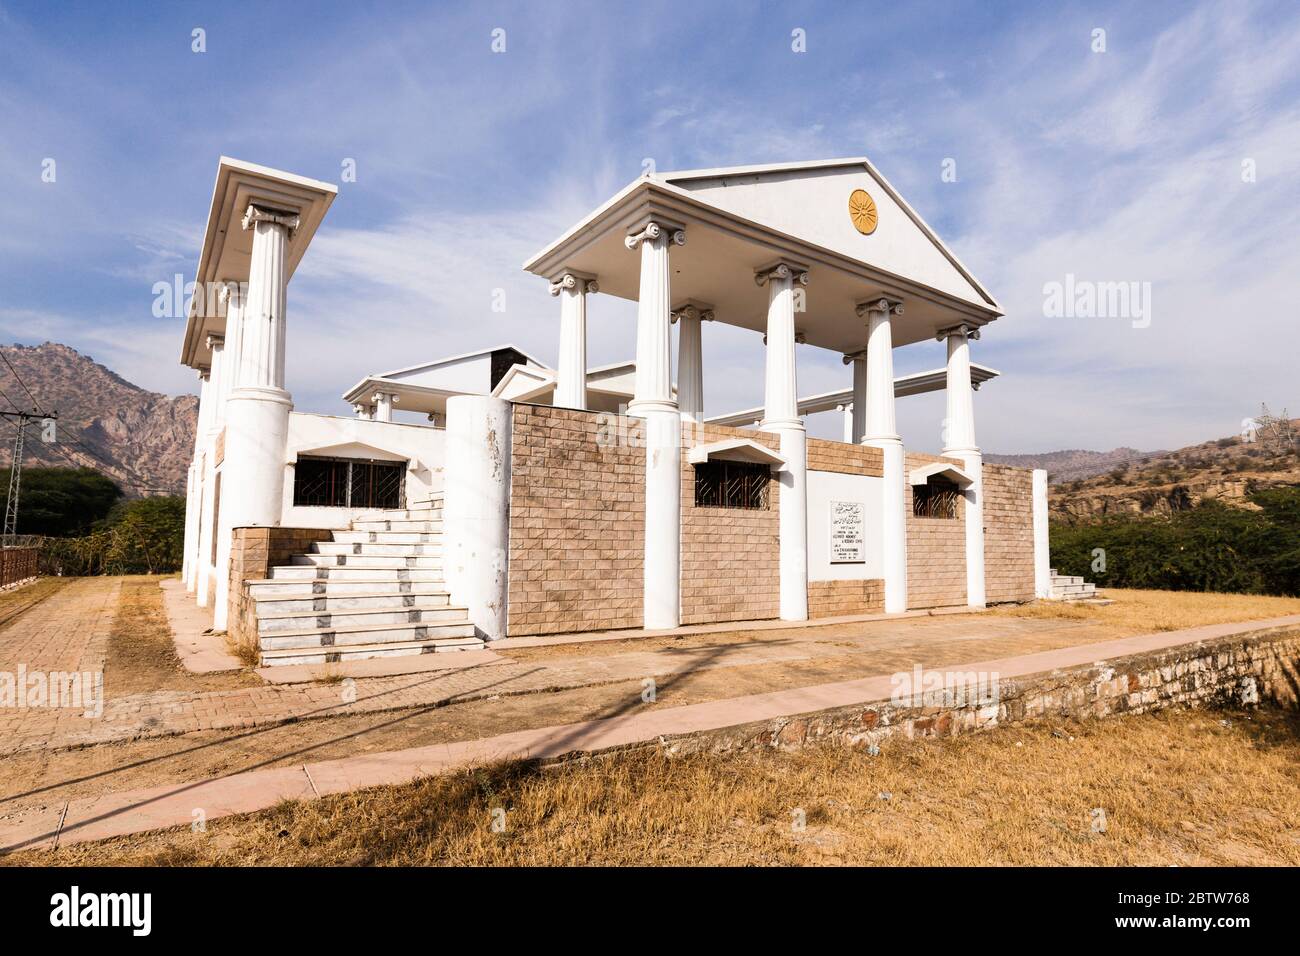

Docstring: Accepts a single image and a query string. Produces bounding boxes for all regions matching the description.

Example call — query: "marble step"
[351,518,443,532]
[252,589,452,615]
[248,579,448,599]
[290,553,441,569]
[258,618,477,651]
[312,541,443,558]
[332,529,442,545]
[260,635,482,667]
[258,603,470,634]
[352,508,442,523]
[267,564,444,583]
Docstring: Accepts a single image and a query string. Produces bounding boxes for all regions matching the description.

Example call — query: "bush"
[40,496,185,575]
[0,467,123,536]
[1051,486,1300,596]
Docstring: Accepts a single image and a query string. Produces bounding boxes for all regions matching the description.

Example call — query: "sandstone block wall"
[680,423,779,625]
[807,579,884,618]
[905,451,967,608]
[983,463,1035,604]
[227,526,333,647]
[507,404,645,636]
[806,438,884,476]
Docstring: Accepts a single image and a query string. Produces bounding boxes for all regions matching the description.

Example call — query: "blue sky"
[1,0,1297,453]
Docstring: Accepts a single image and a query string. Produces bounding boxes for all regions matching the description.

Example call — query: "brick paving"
[0,575,1174,759]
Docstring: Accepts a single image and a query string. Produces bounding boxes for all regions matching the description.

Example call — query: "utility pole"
[1,410,57,547]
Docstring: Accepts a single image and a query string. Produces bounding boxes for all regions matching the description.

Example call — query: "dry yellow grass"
[998,588,1300,632]
[15,705,1299,867]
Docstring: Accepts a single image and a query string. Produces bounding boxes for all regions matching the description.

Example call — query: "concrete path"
[6,613,1297,853]
[160,578,242,673]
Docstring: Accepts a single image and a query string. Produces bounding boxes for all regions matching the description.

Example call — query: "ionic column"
[214,204,298,629]
[672,303,711,424]
[550,272,597,411]
[626,219,684,629]
[941,322,985,608]
[757,262,810,622]
[373,391,398,422]
[185,366,210,594]
[195,364,218,607]
[842,348,868,444]
[857,298,907,613]
[1032,469,1051,599]
[837,403,853,443]
[354,403,374,420]
[218,282,246,418]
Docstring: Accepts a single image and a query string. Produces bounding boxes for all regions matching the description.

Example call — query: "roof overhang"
[687,438,786,470]
[341,377,468,418]
[181,157,337,370]
[909,461,973,487]
[523,174,1001,357]
[705,363,1000,427]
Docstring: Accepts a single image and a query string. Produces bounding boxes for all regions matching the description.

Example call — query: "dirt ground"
[9,705,1297,866]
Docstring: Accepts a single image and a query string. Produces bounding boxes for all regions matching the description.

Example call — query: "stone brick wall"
[983,463,1035,604]
[227,527,333,647]
[807,579,884,618]
[806,438,883,476]
[654,625,1300,757]
[905,451,967,608]
[507,404,645,636]
[680,423,779,625]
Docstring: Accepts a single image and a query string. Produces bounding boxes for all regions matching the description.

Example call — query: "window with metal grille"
[292,456,405,510]
[913,475,960,519]
[693,460,770,510]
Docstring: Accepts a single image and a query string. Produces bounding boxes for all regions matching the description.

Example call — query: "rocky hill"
[985,447,1166,483]
[0,343,196,495]
[1043,426,1300,523]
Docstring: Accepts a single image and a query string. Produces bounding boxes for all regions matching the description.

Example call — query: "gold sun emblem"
[849,188,878,235]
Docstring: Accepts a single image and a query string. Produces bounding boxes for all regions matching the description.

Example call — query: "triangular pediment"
[659,159,994,309]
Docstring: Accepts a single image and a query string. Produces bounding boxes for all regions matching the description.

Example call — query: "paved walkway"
[6,613,1298,853]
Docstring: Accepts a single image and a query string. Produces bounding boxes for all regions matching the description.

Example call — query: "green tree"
[0,467,123,536]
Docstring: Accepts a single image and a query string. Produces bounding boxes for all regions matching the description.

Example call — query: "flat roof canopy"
[524,160,1002,357]
[181,157,337,370]
[706,363,1000,428]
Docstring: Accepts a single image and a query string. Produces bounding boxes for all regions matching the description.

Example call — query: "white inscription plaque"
[829,500,866,563]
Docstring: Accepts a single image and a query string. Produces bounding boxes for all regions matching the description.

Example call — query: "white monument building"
[180,157,1052,666]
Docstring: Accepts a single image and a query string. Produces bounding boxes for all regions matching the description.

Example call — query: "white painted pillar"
[758,262,809,622]
[857,298,907,613]
[373,391,397,422]
[214,204,298,628]
[444,396,512,639]
[626,219,684,629]
[850,352,868,444]
[1032,469,1051,599]
[354,403,373,420]
[182,462,198,590]
[551,272,596,411]
[211,285,245,625]
[195,343,222,609]
[673,303,710,424]
[941,324,985,609]
[838,403,853,443]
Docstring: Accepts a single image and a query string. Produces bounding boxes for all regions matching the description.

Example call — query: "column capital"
[625,219,685,250]
[218,280,246,307]
[196,366,210,380]
[548,271,599,296]
[935,322,981,341]
[855,297,903,318]
[841,348,868,365]
[371,391,399,404]
[754,261,810,287]
[670,300,714,324]
[241,203,301,237]
[205,333,225,351]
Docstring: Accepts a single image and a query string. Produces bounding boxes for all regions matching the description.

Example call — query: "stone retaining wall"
[228,527,333,648]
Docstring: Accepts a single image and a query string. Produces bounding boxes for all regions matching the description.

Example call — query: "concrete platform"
[255,648,507,684]
[160,577,242,673]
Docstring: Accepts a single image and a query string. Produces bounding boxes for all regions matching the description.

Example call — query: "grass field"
[13,704,1298,867]
[997,587,1300,632]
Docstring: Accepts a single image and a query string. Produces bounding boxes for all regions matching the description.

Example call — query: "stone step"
[1052,582,1097,596]
[248,579,448,599]
[258,618,477,651]
[259,635,482,667]
[290,553,442,569]
[257,603,470,634]
[351,518,443,532]
[267,565,445,583]
[312,541,443,558]
[332,529,443,545]
[1050,574,1084,586]
[352,508,442,523]
[252,589,452,615]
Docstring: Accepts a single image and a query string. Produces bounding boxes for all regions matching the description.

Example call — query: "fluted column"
[626,219,684,629]
[841,349,868,444]
[857,298,907,613]
[941,323,985,608]
[673,303,711,424]
[185,367,210,594]
[757,261,810,622]
[373,391,398,422]
[219,283,246,416]
[214,204,299,629]
[550,272,597,411]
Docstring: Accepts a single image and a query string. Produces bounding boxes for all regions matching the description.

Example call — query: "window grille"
[912,475,960,519]
[693,460,770,510]
[293,456,405,510]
